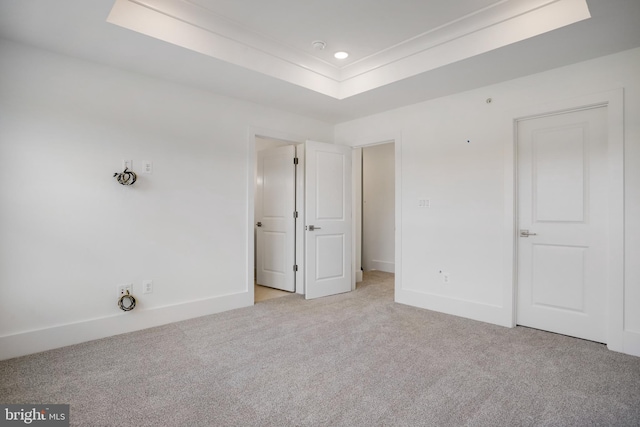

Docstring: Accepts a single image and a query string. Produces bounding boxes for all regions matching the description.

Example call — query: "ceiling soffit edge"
[340,0,588,79]
[107,0,591,100]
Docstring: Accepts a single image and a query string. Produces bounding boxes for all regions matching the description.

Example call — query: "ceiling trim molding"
[135,0,341,78]
[107,0,341,97]
[340,0,588,79]
[108,0,591,99]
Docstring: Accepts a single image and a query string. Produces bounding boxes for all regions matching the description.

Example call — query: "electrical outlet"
[122,159,133,170]
[142,160,153,174]
[142,279,153,294]
[117,284,133,297]
[442,273,450,284]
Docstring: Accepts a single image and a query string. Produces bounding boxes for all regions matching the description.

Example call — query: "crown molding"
[108,0,590,99]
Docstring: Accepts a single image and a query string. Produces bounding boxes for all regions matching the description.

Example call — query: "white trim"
[369,260,395,273]
[247,127,304,296]
[109,0,590,99]
[396,290,509,327]
[0,292,250,361]
[352,147,363,288]
[295,144,305,295]
[395,136,403,306]
[345,133,402,297]
[507,89,633,356]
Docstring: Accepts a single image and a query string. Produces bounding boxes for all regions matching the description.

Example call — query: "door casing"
[509,89,624,353]
[515,105,608,342]
[249,129,306,300]
[248,128,402,301]
[255,145,296,292]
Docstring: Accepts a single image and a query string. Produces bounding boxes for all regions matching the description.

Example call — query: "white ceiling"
[186,0,503,65]
[106,0,591,98]
[1,0,639,123]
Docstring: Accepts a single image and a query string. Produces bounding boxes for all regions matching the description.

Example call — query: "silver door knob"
[307,225,322,231]
[520,229,537,237]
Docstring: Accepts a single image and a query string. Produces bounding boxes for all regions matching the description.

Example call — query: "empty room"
[1,0,640,425]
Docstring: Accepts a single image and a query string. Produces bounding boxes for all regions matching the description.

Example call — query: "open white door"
[256,145,296,292]
[305,140,352,299]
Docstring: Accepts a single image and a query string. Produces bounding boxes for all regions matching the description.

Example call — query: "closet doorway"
[355,142,396,281]
[254,136,297,302]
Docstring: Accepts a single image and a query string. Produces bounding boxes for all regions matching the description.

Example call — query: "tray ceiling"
[108,0,591,99]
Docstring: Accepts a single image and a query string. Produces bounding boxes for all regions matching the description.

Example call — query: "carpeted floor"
[1,271,639,426]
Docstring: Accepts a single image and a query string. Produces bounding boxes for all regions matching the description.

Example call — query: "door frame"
[353,141,398,281]
[349,133,402,295]
[507,89,625,352]
[248,127,306,301]
[255,144,297,292]
[248,128,402,301]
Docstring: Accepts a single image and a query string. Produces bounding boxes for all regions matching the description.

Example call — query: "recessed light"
[334,51,349,59]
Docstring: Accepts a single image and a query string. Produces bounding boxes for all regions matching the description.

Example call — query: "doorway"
[252,136,354,302]
[516,106,608,343]
[250,131,398,304]
[254,136,298,301]
[354,141,396,285]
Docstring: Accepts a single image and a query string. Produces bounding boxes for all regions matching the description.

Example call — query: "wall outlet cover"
[142,160,153,174]
[142,279,153,294]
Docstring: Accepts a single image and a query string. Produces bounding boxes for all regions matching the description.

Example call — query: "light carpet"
[1,271,639,426]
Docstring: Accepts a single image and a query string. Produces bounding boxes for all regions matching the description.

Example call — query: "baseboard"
[0,291,252,361]
[369,260,395,273]
[395,288,510,328]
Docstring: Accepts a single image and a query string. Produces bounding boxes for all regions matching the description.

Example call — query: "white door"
[256,145,296,292]
[517,106,608,342]
[305,140,352,299]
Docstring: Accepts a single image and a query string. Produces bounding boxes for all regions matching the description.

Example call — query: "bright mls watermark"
[1,405,69,426]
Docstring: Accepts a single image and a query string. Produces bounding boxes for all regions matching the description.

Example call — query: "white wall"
[362,143,395,272]
[2,38,639,359]
[335,47,640,357]
[0,39,333,360]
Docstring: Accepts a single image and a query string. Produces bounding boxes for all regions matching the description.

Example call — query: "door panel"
[316,151,346,220]
[517,107,607,343]
[256,145,295,292]
[533,126,585,222]
[316,234,345,280]
[531,244,585,312]
[305,140,352,299]
[262,232,286,273]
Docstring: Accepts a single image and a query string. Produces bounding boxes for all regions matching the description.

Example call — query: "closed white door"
[256,145,296,292]
[305,140,352,299]
[517,106,608,343]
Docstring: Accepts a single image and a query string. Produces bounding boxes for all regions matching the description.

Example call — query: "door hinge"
[293,211,298,218]
[293,157,299,165]
[293,265,298,272]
